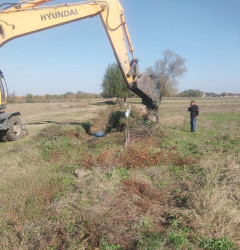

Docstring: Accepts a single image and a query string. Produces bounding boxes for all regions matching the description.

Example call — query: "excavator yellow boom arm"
[0,0,160,110]
[6,0,53,11]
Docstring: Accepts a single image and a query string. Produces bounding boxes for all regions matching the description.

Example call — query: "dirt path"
[5,100,110,138]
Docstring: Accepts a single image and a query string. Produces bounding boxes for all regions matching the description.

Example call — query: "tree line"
[178,90,240,98]
[7,91,101,103]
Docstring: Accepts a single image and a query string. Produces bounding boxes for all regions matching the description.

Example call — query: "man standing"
[188,101,199,132]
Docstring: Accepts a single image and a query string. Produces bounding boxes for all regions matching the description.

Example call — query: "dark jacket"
[188,105,199,118]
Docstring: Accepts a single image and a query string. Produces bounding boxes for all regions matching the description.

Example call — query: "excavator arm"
[0,0,160,111]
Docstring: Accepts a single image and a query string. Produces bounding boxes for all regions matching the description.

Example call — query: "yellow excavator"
[0,0,160,141]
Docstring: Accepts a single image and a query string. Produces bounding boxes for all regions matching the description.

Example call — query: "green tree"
[146,49,187,99]
[25,93,34,103]
[101,63,134,101]
[179,89,204,97]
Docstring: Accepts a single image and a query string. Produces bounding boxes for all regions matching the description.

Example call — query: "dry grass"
[185,154,240,243]
[1,97,240,249]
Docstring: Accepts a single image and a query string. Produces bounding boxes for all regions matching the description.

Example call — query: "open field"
[4,99,110,136]
[0,97,240,249]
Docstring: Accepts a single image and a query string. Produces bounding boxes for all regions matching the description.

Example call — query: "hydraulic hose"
[0,70,9,98]
[0,3,18,10]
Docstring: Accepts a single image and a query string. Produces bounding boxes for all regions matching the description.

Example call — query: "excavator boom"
[0,0,160,111]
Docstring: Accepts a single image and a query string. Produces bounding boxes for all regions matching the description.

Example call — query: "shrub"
[106,110,126,132]
[199,237,235,250]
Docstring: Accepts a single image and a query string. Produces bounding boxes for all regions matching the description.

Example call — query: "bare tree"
[7,91,17,103]
[147,49,187,99]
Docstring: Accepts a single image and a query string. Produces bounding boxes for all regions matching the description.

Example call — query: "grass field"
[0,97,240,249]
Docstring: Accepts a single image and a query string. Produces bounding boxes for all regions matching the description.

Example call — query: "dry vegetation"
[0,98,240,249]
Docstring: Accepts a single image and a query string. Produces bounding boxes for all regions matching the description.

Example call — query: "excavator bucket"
[130,73,161,111]
[126,59,161,115]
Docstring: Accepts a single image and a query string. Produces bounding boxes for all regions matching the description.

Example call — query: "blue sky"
[1,0,240,95]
